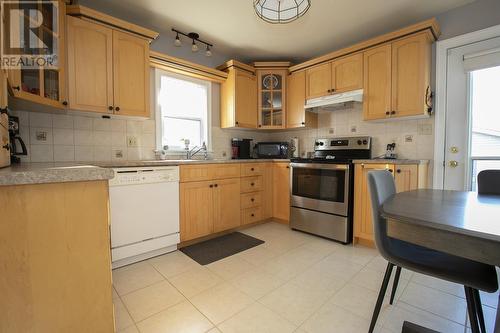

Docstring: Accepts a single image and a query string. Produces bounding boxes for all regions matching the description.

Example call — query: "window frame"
[154,68,212,153]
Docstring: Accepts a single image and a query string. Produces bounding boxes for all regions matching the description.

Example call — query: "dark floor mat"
[180,232,265,265]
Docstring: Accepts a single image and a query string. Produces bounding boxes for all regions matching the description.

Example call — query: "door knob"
[449,161,459,168]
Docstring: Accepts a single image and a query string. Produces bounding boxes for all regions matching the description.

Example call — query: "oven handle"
[290,163,350,170]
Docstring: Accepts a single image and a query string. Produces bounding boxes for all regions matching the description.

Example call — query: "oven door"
[290,162,350,216]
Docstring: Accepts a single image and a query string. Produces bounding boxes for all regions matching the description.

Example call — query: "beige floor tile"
[366,256,413,280]
[328,244,378,266]
[260,235,304,255]
[230,268,286,300]
[411,272,464,298]
[207,328,222,333]
[113,262,165,296]
[190,282,254,324]
[114,298,134,331]
[310,255,364,281]
[301,303,370,333]
[236,245,280,266]
[289,265,348,298]
[169,266,223,298]
[260,247,323,281]
[351,267,409,302]
[218,302,296,333]
[260,281,332,326]
[329,282,389,321]
[299,237,343,257]
[137,300,213,333]
[399,282,467,324]
[382,302,465,333]
[121,280,186,322]
[118,325,139,333]
[149,251,200,279]
[207,256,256,280]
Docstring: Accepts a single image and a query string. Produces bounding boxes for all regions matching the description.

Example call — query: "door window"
[292,167,346,203]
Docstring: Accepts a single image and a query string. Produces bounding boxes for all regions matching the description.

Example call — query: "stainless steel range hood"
[304,89,363,110]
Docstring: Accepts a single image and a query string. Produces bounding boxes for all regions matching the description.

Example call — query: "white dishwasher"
[109,166,180,268]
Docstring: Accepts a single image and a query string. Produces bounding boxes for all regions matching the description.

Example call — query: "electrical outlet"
[328,128,334,134]
[36,131,47,141]
[350,125,357,133]
[127,136,138,147]
[114,149,124,159]
[404,134,414,143]
[222,151,227,157]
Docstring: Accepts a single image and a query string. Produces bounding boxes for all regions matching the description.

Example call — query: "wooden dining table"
[380,189,500,333]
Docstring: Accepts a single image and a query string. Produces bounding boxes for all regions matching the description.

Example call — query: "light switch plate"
[404,134,414,143]
[127,136,138,147]
[36,131,47,141]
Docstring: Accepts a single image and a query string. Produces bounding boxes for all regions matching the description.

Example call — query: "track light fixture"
[171,28,213,57]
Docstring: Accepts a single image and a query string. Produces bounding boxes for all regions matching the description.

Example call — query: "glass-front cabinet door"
[257,69,287,129]
[5,0,66,108]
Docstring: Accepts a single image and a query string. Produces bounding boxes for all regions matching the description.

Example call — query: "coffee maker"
[231,138,252,159]
[8,115,27,163]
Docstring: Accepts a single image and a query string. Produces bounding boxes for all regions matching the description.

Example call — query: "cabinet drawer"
[241,163,264,177]
[241,207,262,225]
[180,164,240,182]
[240,192,262,209]
[240,176,262,193]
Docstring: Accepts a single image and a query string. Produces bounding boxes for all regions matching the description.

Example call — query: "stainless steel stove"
[289,136,371,243]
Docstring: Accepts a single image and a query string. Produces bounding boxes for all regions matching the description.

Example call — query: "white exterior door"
[439,36,500,190]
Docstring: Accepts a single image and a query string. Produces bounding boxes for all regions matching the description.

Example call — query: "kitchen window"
[155,69,211,151]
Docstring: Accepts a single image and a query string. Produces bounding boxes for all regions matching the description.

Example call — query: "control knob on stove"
[363,140,368,145]
[357,140,362,145]
[319,141,324,146]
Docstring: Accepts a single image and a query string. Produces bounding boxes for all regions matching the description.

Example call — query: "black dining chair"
[478,170,500,195]
[366,170,498,333]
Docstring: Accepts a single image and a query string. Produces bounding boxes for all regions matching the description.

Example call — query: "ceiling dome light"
[191,40,199,52]
[174,33,182,47]
[205,45,212,57]
[254,0,311,24]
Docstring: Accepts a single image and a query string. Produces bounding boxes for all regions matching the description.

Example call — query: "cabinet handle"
[258,124,262,128]
[301,122,305,125]
[250,182,255,186]
[115,106,120,112]
[62,101,68,106]
[214,184,218,188]
[327,89,331,93]
[388,169,393,173]
[251,168,254,171]
[331,88,336,92]
[12,86,20,91]
[235,121,239,125]
[391,111,396,115]
[396,169,401,173]
[251,198,255,202]
[286,166,290,169]
[209,184,213,188]
[2,144,9,150]
[251,213,255,217]
[108,106,113,111]
[385,111,390,116]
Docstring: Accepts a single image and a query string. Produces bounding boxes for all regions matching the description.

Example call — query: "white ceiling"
[87,0,475,63]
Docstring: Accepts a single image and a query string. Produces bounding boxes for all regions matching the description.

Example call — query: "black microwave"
[255,142,289,159]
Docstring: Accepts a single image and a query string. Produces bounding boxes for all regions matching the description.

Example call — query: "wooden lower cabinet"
[213,178,241,233]
[353,163,428,246]
[0,181,114,332]
[273,162,291,222]
[180,180,215,241]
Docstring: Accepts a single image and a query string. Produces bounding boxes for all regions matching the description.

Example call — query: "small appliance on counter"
[0,110,10,168]
[384,143,397,159]
[231,138,253,159]
[255,142,289,159]
[290,137,299,158]
[8,115,27,163]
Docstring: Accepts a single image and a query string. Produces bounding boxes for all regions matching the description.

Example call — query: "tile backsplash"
[11,103,434,164]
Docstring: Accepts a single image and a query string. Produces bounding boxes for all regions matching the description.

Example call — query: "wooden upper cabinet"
[391,33,431,118]
[287,71,306,128]
[331,53,363,93]
[213,178,241,233]
[112,30,150,117]
[220,66,257,129]
[257,69,286,129]
[67,16,113,113]
[305,62,331,99]
[363,44,392,120]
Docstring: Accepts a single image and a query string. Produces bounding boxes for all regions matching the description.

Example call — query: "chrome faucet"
[186,141,208,160]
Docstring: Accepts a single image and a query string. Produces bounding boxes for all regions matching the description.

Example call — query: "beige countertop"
[0,159,290,186]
